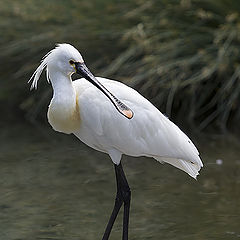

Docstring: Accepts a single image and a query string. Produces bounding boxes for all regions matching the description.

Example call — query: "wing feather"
[73,77,203,178]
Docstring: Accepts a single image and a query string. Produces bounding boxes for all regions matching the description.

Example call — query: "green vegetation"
[1,0,239,133]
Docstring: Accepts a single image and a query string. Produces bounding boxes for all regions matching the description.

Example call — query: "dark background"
[1,0,240,135]
[0,1,240,239]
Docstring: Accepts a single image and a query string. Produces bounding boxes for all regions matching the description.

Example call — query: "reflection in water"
[0,123,239,239]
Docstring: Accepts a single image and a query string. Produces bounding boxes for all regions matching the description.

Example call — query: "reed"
[1,0,239,132]
[103,0,240,132]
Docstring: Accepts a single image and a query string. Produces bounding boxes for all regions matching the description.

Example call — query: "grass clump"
[1,0,239,133]
[103,0,240,132]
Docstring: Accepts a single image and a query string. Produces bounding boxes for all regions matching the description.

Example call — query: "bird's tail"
[154,156,203,179]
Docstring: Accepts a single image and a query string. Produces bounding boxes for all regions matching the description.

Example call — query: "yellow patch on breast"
[47,97,81,134]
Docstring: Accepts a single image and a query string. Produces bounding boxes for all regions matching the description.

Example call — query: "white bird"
[29,43,203,240]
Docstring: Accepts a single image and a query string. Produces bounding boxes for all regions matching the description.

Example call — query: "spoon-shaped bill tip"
[122,109,134,119]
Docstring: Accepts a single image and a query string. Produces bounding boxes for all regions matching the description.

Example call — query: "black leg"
[120,170,131,240]
[102,162,131,240]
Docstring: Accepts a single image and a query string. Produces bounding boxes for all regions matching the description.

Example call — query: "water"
[0,122,239,240]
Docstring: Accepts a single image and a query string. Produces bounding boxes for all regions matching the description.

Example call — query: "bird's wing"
[73,77,203,178]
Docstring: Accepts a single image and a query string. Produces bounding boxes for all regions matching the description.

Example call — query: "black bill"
[75,62,134,119]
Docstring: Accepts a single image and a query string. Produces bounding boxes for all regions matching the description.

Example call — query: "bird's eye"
[69,60,74,65]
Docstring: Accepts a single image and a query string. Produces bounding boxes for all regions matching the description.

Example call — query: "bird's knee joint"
[115,195,122,204]
[123,188,131,202]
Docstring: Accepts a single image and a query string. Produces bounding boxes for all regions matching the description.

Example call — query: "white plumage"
[29,43,203,179]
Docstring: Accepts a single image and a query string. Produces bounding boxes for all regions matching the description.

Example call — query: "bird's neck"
[50,71,75,101]
[47,70,81,134]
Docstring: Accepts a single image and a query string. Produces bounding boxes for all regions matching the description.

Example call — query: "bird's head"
[29,43,133,119]
[29,44,86,89]
[47,43,84,76]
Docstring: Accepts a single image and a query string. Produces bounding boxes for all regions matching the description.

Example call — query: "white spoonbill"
[29,43,203,240]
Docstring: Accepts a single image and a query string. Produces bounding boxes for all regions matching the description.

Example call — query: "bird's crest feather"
[28,48,54,90]
[28,43,82,90]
